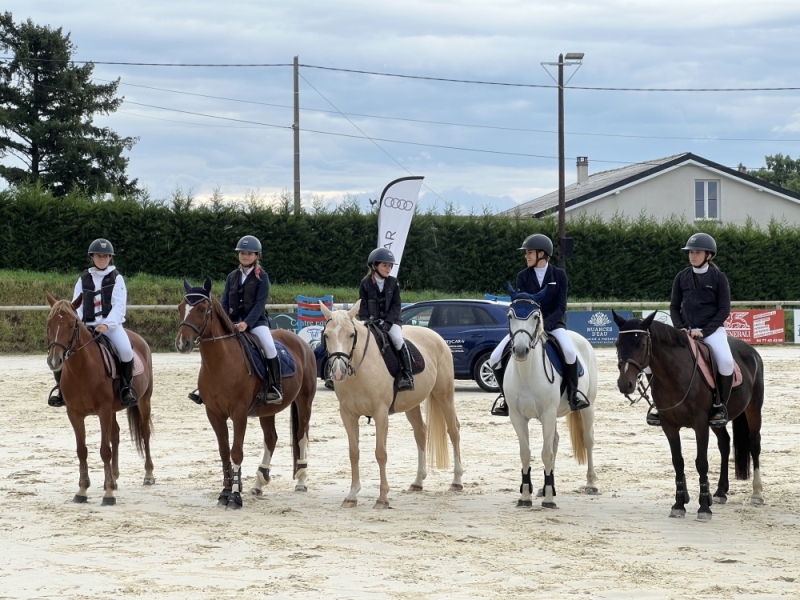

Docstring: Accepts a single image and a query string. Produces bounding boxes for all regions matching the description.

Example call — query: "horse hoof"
[294,485,307,493]
[541,502,558,509]
[373,500,391,509]
[73,494,88,504]
[143,477,155,486]
[408,484,423,492]
[101,497,116,507]
[713,495,727,504]
[696,511,712,521]
[751,496,764,506]
[584,487,599,495]
[227,492,243,510]
[517,499,533,508]
[250,488,263,497]
[669,509,686,518]
[218,490,231,506]
[449,484,463,492]
[342,499,358,508]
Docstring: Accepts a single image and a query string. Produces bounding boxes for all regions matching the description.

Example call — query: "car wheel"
[474,352,499,392]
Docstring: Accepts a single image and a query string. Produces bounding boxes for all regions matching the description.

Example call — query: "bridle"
[616,329,652,373]
[325,318,370,376]
[508,299,544,350]
[178,294,237,343]
[47,310,98,362]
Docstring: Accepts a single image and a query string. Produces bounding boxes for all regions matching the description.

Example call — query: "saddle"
[239,332,297,415]
[501,333,583,397]
[95,335,145,380]
[686,335,743,390]
[365,322,425,414]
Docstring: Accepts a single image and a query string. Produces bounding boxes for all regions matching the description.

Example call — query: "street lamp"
[541,53,584,268]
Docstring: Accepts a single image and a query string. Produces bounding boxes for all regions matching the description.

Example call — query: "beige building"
[505,153,800,227]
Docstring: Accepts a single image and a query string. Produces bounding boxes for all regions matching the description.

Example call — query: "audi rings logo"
[383,196,414,211]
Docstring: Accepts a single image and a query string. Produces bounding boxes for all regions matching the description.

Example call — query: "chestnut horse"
[45,293,154,506]
[175,278,317,510]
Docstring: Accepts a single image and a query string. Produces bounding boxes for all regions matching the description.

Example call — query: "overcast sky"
[5,1,800,212]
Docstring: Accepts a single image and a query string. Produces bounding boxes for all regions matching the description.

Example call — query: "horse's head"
[506,283,546,361]
[45,292,83,372]
[176,276,213,353]
[613,310,656,395]
[320,299,361,383]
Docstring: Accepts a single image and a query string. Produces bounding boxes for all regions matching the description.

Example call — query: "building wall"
[567,163,800,227]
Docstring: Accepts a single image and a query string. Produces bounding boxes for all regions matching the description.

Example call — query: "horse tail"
[567,411,587,465]
[732,411,752,480]
[126,406,151,458]
[426,392,450,470]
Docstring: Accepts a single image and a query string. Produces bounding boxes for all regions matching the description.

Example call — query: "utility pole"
[293,55,301,215]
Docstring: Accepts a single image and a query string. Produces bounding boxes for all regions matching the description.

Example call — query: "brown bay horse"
[175,278,317,510]
[45,293,155,506]
[613,311,764,521]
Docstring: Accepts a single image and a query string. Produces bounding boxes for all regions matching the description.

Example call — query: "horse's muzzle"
[174,335,194,354]
[47,351,63,372]
[617,373,636,394]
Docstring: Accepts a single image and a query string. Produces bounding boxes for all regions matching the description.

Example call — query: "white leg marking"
[295,435,309,490]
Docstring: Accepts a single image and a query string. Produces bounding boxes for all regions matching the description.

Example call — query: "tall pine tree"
[0,12,139,196]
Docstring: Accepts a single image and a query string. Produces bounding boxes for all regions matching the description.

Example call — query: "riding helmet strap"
[520,466,532,494]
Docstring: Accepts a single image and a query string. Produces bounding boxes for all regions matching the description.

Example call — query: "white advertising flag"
[377,176,424,278]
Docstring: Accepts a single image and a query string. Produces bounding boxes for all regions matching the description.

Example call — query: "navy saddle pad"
[248,340,297,380]
[545,339,584,378]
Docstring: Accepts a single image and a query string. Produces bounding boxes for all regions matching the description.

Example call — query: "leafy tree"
[748,154,800,194]
[0,12,139,196]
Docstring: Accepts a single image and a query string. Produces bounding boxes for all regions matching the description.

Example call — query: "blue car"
[400,299,510,392]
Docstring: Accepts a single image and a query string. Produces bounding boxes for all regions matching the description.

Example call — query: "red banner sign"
[724,310,785,344]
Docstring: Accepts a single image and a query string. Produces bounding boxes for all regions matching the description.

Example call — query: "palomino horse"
[45,293,154,505]
[613,311,764,520]
[504,288,598,509]
[320,301,463,509]
[175,278,317,510]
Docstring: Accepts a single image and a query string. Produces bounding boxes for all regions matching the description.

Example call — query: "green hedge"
[2,186,799,301]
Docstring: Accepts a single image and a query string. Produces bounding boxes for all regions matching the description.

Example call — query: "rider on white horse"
[489,234,590,417]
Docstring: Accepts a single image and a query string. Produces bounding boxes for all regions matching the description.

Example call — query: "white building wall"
[567,163,800,227]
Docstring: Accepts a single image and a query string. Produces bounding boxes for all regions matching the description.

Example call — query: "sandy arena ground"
[0,347,798,599]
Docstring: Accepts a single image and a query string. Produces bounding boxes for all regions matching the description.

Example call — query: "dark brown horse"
[613,311,764,520]
[175,278,317,510]
[45,293,155,505]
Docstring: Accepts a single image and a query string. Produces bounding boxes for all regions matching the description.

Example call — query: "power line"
[0,56,290,67]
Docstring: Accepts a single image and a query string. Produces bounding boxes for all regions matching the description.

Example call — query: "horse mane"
[209,295,235,334]
[49,299,77,319]
[649,319,689,349]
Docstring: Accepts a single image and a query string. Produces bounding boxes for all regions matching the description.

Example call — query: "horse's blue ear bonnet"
[507,281,547,320]
[183,276,213,306]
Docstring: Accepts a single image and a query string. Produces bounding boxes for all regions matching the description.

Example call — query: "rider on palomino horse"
[358,248,414,391]
[489,234,589,417]
[646,233,733,428]
[187,235,282,405]
[48,238,138,408]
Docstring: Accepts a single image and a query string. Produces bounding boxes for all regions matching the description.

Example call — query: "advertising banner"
[377,176,424,278]
[566,310,633,346]
[724,310,785,344]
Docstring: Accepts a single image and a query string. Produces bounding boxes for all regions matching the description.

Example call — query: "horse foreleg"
[509,410,533,507]
[695,425,713,521]
[67,409,90,503]
[111,414,120,487]
[295,428,310,493]
[340,410,361,508]
[539,413,558,509]
[405,405,427,492]
[227,413,247,510]
[664,425,689,518]
[582,407,599,494]
[98,407,117,506]
[206,409,232,507]
[711,426,730,503]
[373,412,391,509]
[252,416,277,497]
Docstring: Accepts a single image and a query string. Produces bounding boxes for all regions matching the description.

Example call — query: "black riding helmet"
[367,247,396,266]
[88,238,115,256]
[682,233,717,255]
[235,235,262,254]
[519,234,553,256]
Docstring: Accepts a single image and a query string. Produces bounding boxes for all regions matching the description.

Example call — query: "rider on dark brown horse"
[647,233,733,428]
[489,233,589,417]
[358,248,414,391]
[48,238,138,408]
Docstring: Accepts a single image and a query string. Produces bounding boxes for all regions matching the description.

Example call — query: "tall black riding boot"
[188,389,203,404]
[490,363,508,417]
[48,369,64,407]
[709,373,733,428]
[565,361,589,411]
[642,373,661,426]
[119,360,139,407]
[265,356,284,404]
[397,344,415,391]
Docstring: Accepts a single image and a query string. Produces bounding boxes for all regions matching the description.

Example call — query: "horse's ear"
[506,281,517,299]
[183,277,193,293]
[641,311,657,330]
[71,296,82,311]
[532,288,547,305]
[46,292,56,307]
[320,301,333,320]
[203,276,212,295]
[612,310,627,328]
[347,299,361,319]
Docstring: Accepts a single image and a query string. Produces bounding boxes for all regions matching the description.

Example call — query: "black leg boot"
[565,361,589,411]
[397,344,415,391]
[48,369,64,407]
[119,360,139,407]
[188,389,203,404]
[710,373,733,428]
[265,356,283,404]
[490,363,508,417]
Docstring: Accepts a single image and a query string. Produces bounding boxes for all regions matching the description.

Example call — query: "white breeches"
[102,326,133,363]
[490,327,577,367]
[695,326,734,376]
[490,333,511,368]
[388,324,404,351]
[251,325,278,359]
